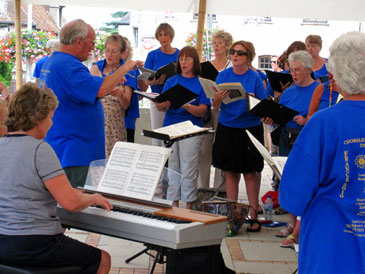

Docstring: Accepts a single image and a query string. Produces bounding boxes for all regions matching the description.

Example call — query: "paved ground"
[65,162,297,274]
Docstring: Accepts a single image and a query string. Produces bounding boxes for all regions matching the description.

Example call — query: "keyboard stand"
[125,244,166,274]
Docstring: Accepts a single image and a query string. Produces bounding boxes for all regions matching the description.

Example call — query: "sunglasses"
[229,49,248,56]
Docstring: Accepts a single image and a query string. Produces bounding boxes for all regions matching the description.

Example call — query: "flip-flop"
[280,234,298,248]
[246,219,261,232]
[275,224,294,237]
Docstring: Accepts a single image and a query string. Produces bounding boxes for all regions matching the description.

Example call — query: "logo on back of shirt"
[355,154,365,169]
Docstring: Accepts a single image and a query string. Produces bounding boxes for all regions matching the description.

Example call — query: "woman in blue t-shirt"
[144,23,180,147]
[263,50,319,241]
[155,46,210,209]
[211,40,267,232]
[305,35,329,83]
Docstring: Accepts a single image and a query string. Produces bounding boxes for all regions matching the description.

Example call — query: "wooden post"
[15,0,23,90]
[196,0,207,61]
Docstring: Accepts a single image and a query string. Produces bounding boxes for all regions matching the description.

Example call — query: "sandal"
[274,207,288,215]
[275,223,294,237]
[280,234,298,248]
[246,219,261,232]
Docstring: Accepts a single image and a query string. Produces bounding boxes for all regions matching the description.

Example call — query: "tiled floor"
[65,162,295,273]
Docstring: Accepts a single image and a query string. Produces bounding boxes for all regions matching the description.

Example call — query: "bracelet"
[212,104,220,110]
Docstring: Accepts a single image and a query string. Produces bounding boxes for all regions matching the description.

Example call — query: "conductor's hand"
[155,100,171,112]
[262,117,274,125]
[90,194,113,211]
[124,60,144,72]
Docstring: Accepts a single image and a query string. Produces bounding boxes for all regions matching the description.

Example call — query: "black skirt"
[212,123,264,174]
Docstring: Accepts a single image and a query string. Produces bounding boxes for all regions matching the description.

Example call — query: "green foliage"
[0,61,14,87]
[111,11,128,18]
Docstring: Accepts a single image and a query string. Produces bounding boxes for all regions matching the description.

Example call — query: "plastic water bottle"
[264,194,273,220]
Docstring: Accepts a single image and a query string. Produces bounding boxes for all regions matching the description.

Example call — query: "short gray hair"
[327,31,365,95]
[59,19,88,45]
[288,50,313,70]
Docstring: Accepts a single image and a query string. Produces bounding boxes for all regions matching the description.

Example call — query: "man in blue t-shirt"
[39,19,140,187]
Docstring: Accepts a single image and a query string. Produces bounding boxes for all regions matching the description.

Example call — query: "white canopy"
[22,0,365,22]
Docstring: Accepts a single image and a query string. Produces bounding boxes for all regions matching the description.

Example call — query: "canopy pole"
[196,0,206,61]
[15,0,23,90]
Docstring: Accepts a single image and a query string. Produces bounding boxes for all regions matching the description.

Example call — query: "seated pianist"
[0,83,112,274]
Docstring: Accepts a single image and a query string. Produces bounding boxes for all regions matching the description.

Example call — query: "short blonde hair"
[155,23,175,41]
[123,37,133,61]
[104,34,127,53]
[212,30,233,55]
[6,83,58,132]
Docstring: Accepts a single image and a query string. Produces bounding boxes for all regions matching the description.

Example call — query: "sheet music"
[98,142,171,201]
[247,95,261,109]
[245,130,287,179]
[153,121,210,139]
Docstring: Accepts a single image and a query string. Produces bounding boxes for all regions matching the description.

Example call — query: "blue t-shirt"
[313,59,329,82]
[33,56,48,78]
[216,67,266,128]
[125,68,141,129]
[144,47,180,94]
[318,80,340,111]
[162,74,210,127]
[279,100,365,274]
[39,52,104,167]
[279,81,319,128]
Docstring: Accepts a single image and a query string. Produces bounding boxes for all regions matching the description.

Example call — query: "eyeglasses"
[105,49,120,55]
[229,49,248,56]
[271,61,277,64]
[179,57,193,62]
[84,38,95,46]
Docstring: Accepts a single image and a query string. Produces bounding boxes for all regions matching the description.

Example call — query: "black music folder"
[200,61,219,81]
[140,62,177,82]
[265,70,293,93]
[247,95,298,126]
[134,84,197,110]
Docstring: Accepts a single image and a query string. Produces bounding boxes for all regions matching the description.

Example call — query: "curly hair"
[288,50,313,70]
[327,31,365,95]
[6,83,58,132]
[105,33,127,54]
[212,30,233,56]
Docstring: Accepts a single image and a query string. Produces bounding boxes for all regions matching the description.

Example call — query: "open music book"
[247,94,299,126]
[198,77,247,104]
[134,84,197,110]
[139,62,177,83]
[245,130,287,180]
[95,142,171,201]
[265,70,293,93]
[143,121,211,141]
